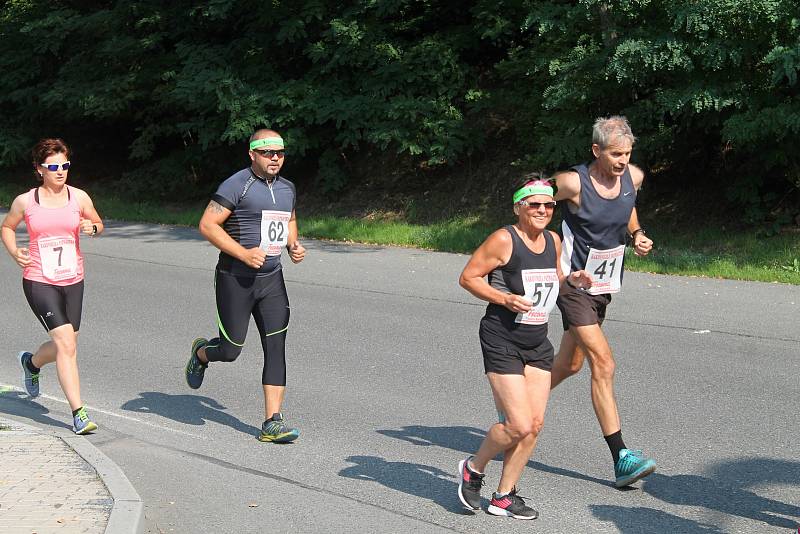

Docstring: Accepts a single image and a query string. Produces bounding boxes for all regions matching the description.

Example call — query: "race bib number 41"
[38,236,78,282]
[260,210,291,256]
[516,268,559,325]
[585,245,625,295]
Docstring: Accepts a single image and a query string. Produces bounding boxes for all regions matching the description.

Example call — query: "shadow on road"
[643,460,800,530]
[338,454,475,514]
[378,424,610,487]
[0,390,72,430]
[380,425,800,530]
[304,240,383,254]
[591,505,725,533]
[102,221,386,253]
[102,221,206,243]
[121,391,260,437]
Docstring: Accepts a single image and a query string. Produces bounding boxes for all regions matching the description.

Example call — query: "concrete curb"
[0,417,144,534]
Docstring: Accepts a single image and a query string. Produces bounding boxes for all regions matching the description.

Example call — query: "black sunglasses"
[253,149,285,158]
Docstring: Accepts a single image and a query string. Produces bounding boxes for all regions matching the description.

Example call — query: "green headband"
[513,181,554,203]
[249,137,284,150]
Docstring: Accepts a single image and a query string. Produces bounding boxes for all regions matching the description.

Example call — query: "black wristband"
[630,228,645,239]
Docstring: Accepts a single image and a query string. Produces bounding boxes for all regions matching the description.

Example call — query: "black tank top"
[560,163,635,276]
[483,226,556,347]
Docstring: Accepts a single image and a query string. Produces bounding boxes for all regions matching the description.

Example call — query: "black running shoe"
[487,488,538,520]
[457,457,485,510]
[185,338,207,389]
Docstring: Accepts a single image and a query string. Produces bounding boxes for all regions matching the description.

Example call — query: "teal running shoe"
[18,351,40,398]
[258,413,299,443]
[615,448,656,487]
[185,338,208,389]
[72,407,98,435]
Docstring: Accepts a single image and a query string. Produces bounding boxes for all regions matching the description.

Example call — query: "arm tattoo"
[207,200,224,214]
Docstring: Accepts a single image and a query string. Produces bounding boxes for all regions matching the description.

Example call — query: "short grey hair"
[592,116,636,148]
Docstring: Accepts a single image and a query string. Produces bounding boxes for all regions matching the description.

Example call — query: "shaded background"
[1,0,798,228]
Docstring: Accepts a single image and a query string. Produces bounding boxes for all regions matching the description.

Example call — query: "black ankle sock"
[604,430,626,464]
[72,407,82,417]
[25,357,40,374]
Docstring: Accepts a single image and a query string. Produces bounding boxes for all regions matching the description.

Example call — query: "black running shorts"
[479,317,554,374]
[556,282,612,330]
[22,279,84,332]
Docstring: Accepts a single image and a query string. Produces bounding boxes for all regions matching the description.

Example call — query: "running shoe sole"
[615,461,656,487]
[457,458,481,510]
[486,505,538,520]
[257,430,299,443]
[73,421,98,435]
[18,351,39,398]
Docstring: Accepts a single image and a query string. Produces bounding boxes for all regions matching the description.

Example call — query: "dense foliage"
[1,0,798,221]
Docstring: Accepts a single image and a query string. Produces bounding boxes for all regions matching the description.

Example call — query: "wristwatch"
[92,224,98,236]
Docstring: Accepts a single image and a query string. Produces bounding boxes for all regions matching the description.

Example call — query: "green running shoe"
[185,338,208,389]
[258,412,299,443]
[72,407,98,435]
[615,448,656,487]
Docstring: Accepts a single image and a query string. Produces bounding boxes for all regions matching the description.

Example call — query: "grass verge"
[301,216,800,285]
[1,184,798,284]
[624,236,800,285]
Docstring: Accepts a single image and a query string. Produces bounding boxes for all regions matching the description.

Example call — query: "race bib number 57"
[38,236,78,282]
[585,245,625,295]
[260,210,291,256]
[515,268,559,325]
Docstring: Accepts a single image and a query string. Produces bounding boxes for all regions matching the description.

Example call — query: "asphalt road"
[1,218,798,533]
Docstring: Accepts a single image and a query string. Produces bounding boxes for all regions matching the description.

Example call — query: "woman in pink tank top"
[1,138,105,435]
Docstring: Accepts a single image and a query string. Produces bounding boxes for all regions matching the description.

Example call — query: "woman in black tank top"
[455,176,592,519]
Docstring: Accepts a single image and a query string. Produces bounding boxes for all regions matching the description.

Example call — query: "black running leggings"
[204,268,290,386]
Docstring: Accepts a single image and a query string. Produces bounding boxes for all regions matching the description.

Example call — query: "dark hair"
[32,138,70,180]
[513,171,549,192]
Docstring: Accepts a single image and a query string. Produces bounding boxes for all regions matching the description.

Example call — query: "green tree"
[0,0,797,219]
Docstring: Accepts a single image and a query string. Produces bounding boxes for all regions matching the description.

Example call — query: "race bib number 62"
[260,210,291,256]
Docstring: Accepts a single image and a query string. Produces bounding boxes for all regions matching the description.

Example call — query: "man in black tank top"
[550,116,657,487]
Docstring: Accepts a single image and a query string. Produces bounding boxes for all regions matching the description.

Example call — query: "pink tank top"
[23,186,85,286]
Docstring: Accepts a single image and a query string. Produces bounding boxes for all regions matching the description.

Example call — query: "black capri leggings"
[204,268,290,386]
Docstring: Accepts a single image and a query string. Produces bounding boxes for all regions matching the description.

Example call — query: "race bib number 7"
[260,210,291,256]
[515,268,560,325]
[38,236,78,282]
[584,245,625,295]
